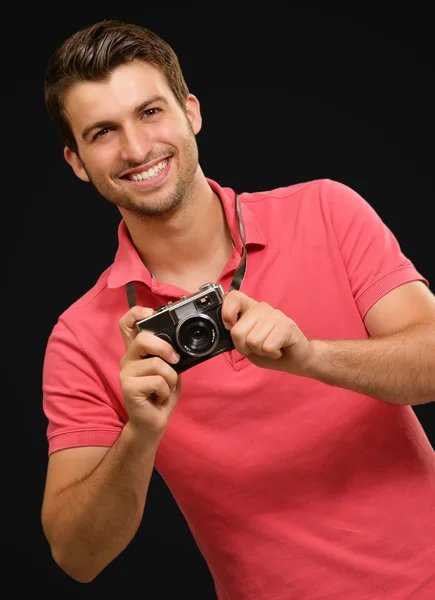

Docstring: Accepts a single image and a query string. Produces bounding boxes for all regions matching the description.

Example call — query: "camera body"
[135,282,234,374]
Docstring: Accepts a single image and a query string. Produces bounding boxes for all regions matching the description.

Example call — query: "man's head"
[44,20,202,219]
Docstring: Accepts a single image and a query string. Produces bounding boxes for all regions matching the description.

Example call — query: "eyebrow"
[81,94,169,141]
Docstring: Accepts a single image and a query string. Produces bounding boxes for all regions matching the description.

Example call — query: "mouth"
[120,157,171,188]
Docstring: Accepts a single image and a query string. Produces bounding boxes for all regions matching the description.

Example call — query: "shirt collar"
[107,177,266,289]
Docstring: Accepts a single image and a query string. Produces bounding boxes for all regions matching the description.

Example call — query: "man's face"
[63,60,202,219]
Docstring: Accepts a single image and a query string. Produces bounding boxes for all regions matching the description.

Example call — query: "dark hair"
[44,19,190,153]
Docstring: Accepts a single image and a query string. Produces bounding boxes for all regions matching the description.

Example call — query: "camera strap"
[126,193,246,309]
[228,193,247,292]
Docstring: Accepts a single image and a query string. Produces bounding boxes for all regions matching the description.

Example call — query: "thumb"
[221,290,256,329]
[118,305,154,350]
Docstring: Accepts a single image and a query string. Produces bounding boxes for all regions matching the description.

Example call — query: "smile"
[123,157,171,188]
[127,158,169,181]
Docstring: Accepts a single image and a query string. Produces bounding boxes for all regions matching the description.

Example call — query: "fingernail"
[171,352,180,363]
[223,321,232,330]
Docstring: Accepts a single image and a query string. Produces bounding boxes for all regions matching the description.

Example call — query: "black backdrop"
[7,6,434,598]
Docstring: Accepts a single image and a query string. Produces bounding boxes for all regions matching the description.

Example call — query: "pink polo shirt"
[42,178,435,599]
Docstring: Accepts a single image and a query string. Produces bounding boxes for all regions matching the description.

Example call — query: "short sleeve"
[42,317,124,455]
[321,179,430,319]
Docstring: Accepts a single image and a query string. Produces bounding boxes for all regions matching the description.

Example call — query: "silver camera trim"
[175,312,220,358]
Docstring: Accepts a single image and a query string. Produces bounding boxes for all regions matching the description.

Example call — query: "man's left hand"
[221,290,317,375]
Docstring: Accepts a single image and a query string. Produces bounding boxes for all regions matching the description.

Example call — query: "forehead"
[64,61,173,135]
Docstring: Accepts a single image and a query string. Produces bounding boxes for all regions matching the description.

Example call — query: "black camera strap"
[126,193,246,309]
[228,193,247,291]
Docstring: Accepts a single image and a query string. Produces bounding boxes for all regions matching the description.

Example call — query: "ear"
[64,146,90,182]
[185,94,202,135]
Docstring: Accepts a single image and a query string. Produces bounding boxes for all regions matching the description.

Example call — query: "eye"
[143,108,161,118]
[94,127,112,140]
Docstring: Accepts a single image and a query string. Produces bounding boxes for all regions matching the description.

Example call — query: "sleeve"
[321,178,430,319]
[42,317,124,455]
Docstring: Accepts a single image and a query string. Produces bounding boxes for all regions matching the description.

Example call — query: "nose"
[119,124,152,164]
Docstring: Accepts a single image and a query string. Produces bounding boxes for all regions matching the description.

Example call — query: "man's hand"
[221,290,316,376]
[118,305,182,440]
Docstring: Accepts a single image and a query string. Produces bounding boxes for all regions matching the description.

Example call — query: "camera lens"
[176,314,219,357]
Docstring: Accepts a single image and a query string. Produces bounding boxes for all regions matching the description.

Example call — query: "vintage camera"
[135,282,235,374]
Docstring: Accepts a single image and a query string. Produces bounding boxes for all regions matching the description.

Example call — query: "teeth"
[129,159,168,181]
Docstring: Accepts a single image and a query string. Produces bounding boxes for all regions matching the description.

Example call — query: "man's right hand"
[118,305,182,439]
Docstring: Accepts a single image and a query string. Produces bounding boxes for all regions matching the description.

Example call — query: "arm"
[309,319,435,405]
[42,305,181,582]
[42,422,160,583]
[223,181,434,406]
[222,281,435,406]
[303,181,435,404]
[307,280,435,405]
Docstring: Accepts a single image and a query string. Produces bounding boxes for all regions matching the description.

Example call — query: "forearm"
[307,320,435,405]
[47,423,159,582]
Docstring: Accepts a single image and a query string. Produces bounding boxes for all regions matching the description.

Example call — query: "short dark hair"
[44,19,190,153]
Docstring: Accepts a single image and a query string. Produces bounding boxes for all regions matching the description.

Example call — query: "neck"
[121,175,233,288]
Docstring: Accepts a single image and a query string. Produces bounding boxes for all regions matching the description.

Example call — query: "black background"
[7,5,434,597]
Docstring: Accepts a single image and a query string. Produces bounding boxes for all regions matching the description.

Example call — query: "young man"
[41,19,435,599]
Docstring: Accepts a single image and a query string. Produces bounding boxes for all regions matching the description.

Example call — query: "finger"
[132,375,173,404]
[230,311,262,355]
[119,305,154,350]
[259,326,291,359]
[244,320,277,357]
[123,356,179,390]
[127,331,180,365]
[230,302,274,354]
[221,290,257,329]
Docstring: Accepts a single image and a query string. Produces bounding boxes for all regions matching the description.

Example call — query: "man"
[41,19,435,599]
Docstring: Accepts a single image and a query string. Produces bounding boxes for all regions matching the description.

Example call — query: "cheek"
[86,145,119,175]
[157,115,190,144]
[157,123,179,143]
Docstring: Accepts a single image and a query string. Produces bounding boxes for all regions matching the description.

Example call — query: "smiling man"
[41,19,435,600]
[66,69,201,220]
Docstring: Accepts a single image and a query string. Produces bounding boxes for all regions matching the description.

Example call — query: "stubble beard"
[83,125,199,221]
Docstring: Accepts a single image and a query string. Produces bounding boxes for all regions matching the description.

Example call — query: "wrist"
[123,420,163,455]
[300,339,329,380]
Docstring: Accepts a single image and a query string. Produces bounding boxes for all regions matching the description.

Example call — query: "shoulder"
[238,179,322,203]
[237,178,358,206]
[59,266,111,318]
[50,263,126,341]
[235,178,362,222]
[229,178,381,245]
